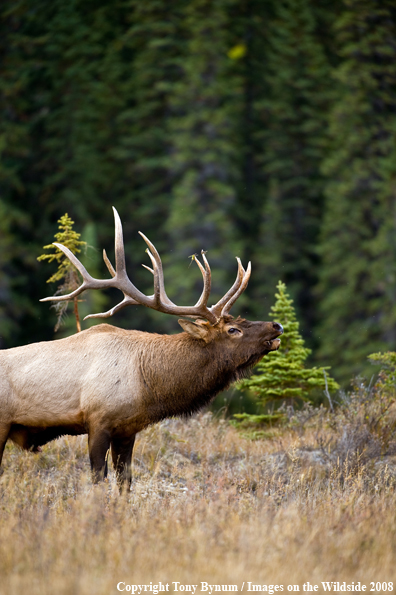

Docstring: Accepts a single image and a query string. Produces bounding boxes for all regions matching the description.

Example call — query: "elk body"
[0,208,282,488]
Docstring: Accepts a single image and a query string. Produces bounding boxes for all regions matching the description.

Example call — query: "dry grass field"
[1,384,396,595]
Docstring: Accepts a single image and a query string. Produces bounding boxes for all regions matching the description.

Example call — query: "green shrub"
[235,281,339,427]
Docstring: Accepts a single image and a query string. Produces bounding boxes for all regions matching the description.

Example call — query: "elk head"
[41,207,283,356]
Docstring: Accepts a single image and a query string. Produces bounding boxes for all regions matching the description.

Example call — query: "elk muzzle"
[264,321,283,351]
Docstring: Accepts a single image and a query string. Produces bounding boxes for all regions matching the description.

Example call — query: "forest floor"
[1,389,396,595]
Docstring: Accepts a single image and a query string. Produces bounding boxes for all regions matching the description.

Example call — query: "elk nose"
[272,322,283,334]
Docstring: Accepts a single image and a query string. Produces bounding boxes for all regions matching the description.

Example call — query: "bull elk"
[0,208,283,488]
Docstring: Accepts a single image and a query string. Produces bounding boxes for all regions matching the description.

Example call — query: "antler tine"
[113,207,127,274]
[84,295,138,320]
[105,208,149,304]
[138,231,161,264]
[193,252,212,308]
[40,243,102,303]
[221,261,251,317]
[138,232,176,308]
[103,249,116,277]
[209,257,245,318]
[144,248,162,307]
[100,248,142,312]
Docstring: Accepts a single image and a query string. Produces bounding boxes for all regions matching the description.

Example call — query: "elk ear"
[178,319,211,343]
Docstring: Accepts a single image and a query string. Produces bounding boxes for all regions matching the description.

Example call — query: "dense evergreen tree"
[1,0,396,388]
[164,0,244,317]
[250,0,334,330]
[317,0,396,381]
[231,0,273,245]
[0,202,33,348]
[0,0,185,340]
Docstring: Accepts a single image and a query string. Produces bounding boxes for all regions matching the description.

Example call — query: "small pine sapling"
[368,351,396,397]
[236,281,339,426]
[38,214,86,332]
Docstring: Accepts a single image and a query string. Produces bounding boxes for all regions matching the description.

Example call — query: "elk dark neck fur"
[134,330,245,421]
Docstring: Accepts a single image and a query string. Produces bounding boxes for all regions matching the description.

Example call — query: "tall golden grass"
[1,390,396,595]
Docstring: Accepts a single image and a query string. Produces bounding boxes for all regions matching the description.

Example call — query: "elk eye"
[228,327,240,335]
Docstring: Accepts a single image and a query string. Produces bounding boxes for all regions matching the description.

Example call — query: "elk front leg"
[111,435,135,491]
[88,427,111,483]
[0,422,11,474]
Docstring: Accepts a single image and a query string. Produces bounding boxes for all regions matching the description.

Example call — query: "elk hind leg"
[88,427,111,484]
[111,435,135,492]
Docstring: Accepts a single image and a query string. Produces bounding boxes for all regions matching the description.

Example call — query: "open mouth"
[265,338,281,351]
[263,325,283,351]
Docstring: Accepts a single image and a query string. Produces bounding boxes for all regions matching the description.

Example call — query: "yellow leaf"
[227,43,247,60]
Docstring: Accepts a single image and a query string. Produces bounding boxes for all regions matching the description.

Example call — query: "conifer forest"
[1,0,396,386]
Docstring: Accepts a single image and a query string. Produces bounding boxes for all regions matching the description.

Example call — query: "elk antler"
[40,207,251,324]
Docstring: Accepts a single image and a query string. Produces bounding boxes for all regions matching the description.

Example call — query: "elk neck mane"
[89,322,250,420]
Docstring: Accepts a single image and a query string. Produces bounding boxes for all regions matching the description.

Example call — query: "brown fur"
[0,316,282,488]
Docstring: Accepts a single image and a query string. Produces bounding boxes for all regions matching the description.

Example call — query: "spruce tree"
[317,0,396,381]
[38,214,86,333]
[238,281,339,422]
[164,0,243,316]
[249,0,334,328]
[0,0,186,342]
[0,200,33,349]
